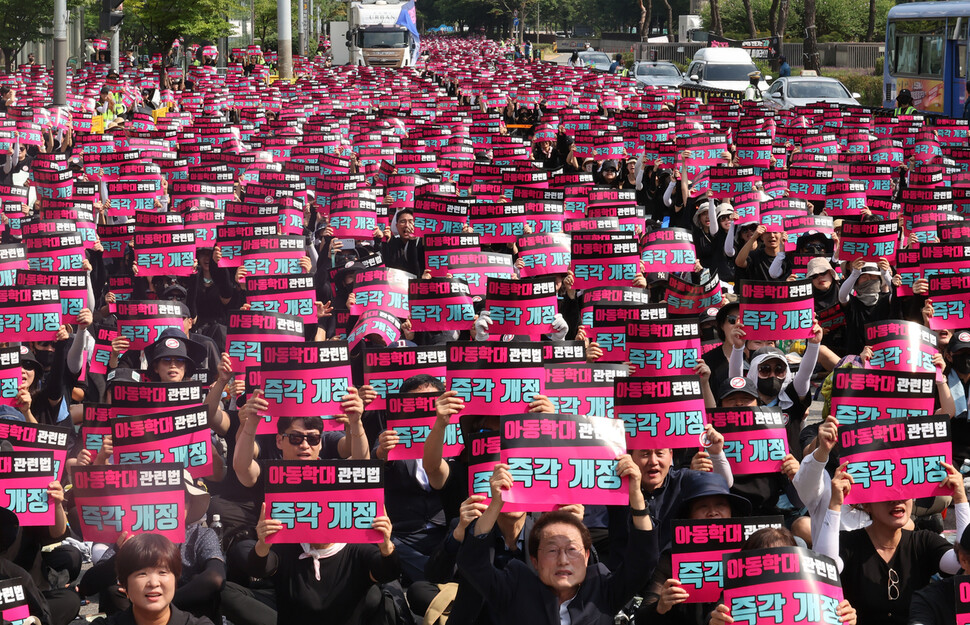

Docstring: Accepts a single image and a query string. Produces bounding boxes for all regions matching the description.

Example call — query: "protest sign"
[485,277,557,337]
[544,363,626,418]
[722,547,844,625]
[0,346,19,408]
[829,370,937,424]
[863,320,939,374]
[225,310,305,375]
[615,376,707,449]
[517,232,571,278]
[386,392,463,461]
[115,300,185,350]
[112,406,213,479]
[245,274,317,323]
[407,278,476,332]
[838,220,899,263]
[640,228,697,272]
[708,408,789,475]
[672,516,785,603]
[446,342,544,415]
[73,464,186,543]
[263,459,384,543]
[1,421,70,481]
[627,317,700,376]
[0,578,30,625]
[839,415,951,504]
[362,346,447,411]
[739,279,814,340]
[570,231,640,289]
[0,284,61,341]
[500,413,628,509]
[245,342,353,433]
[0,451,55,526]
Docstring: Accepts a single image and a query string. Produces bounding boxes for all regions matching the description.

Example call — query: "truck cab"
[347,0,417,67]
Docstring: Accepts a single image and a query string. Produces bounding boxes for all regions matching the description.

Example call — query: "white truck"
[678,15,706,43]
[345,0,417,67]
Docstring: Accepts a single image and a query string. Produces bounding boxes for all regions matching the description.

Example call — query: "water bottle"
[210,514,224,549]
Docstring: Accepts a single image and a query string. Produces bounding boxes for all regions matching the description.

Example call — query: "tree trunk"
[803,0,820,73]
[709,0,723,37]
[664,0,674,42]
[866,0,876,41]
[645,0,652,41]
[742,0,757,37]
[638,0,647,41]
[776,0,790,41]
[768,0,780,36]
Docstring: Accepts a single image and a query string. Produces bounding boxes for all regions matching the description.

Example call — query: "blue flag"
[395,0,421,63]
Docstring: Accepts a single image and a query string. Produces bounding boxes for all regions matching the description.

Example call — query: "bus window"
[959,43,968,78]
[922,35,944,75]
[896,35,920,74]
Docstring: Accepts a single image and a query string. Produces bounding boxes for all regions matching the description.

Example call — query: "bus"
[884,0,969,116]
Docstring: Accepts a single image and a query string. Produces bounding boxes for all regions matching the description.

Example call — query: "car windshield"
[787,81,851,99]
[704,64,758,81]
[361,30,408,48]
[581,53,611,65]
[637,64,680,76]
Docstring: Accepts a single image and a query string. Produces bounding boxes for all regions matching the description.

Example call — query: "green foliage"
[121,0,236,54]
[0,0,86,68]
[710,0,895,41]
[822,68,883,105]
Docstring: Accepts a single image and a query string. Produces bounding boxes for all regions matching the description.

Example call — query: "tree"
[741,0,756,37]
[866,0,876,41]
[803,0,820,72]
[121,0,236,55]
[637,0,651,41]
[709,0,723,37]
[0,0,84,71]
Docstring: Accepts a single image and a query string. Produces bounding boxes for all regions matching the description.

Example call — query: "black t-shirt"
[702,344,730,396]
[741,249,791,282]
[838,528,950,625]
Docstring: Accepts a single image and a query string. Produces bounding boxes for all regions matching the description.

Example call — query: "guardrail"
[679,83,746,103]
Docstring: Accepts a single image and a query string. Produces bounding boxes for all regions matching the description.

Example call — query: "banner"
[112,406,213,479]
[863,320,939,374]
[671,516,785,603]
[570,232,640,289]
[225,310,305,375]
[544,363,626,418]
[263,459,384,543]
[829,370,936,424]
[485,277,557,337]
[707,408,789,475]
[839,415,951,504]
[362,346,447,411]
[739,279,814,340]
[446,342,544,415]
[838,220,899,263]
[615,376,707,449]
[386,392,463,461]
[0,451,55,526]
[245,342,353,434]
[640,228,697,273]
[723,547,844,625]
[500,413,628,509]
[72,464,186,543]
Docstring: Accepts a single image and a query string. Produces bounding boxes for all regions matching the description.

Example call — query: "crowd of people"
[1,32,970,625]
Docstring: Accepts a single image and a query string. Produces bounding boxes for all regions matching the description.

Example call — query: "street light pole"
[53,0,67,105]
[277,0,293,77]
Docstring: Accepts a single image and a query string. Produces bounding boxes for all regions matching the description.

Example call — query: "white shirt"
[559,597,574,625]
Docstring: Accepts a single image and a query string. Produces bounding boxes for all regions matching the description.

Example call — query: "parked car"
[764,76,862,110]
[683,47,769,93]
[632,61,684,88]
[577,51,613,72]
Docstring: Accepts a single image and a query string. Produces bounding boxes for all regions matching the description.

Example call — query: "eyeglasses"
[540,546,585,560]
[887,567,899,601]
[282,432,322,446]
[758,363,787,377]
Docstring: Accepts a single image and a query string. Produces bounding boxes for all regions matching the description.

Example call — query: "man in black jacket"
[456,456,658,624]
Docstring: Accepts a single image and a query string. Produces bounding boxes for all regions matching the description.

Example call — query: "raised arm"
[423,390,464,490]
[232,390,266,488]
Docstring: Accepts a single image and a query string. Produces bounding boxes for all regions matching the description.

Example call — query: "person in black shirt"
[734,224,790,281]
[381,209,424,276]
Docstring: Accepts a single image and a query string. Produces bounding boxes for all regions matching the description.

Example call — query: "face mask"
[757,376,784,398]
[954,354,970,375]
[856,279,881,307]
[33,349,53,369]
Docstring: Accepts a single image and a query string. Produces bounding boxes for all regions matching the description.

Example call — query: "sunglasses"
[282,432,322,446]
[603,168,618,173]
[758,363,787,377]
[726,315,740,324]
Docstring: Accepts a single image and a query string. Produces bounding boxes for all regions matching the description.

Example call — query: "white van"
[684,47,770,93]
